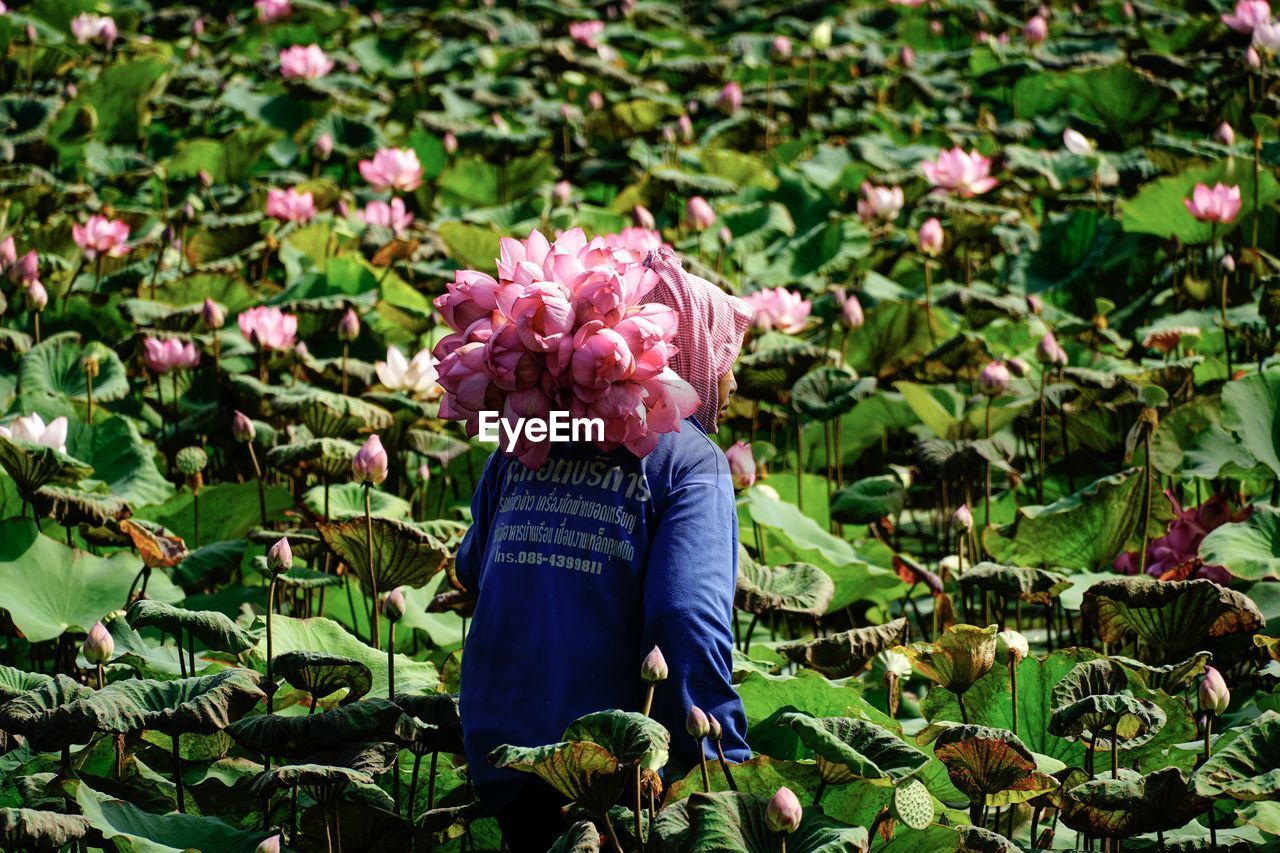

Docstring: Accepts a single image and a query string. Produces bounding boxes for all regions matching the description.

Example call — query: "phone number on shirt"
[493,550,603,575]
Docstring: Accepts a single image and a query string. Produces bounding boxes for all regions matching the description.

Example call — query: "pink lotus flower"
[73,215,130,260]
[0,413,67,452]
[1184,182,1242,224]
[1113,493,1246,582]
[718,81,743,115]
[919,217,944,256]
[686,196,715,230]
[725,441,756,490]
[921,147,998,196]
[569,19,604,48]
[359,198,414,236]
[143,337,201,373]
[238,306,298,351]
[857,182,904,223]
[1254,18,1280,50]
[8,250,37,286]
[1199,667,1230,715]
[256,0,292,22]
[71,13,117,48]
[1222,0,1270,33]
[265,187,316,223]
[766,787,803,834]
[352,434,389,485]
[358,147,423,193]
[279,44,333,80]
[1024,14,1048,44]
[745,287,811,334]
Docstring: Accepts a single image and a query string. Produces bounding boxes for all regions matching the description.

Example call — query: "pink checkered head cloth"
[642,247,753,433]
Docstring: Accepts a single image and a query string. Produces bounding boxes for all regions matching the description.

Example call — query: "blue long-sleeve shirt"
[455,417,750,811]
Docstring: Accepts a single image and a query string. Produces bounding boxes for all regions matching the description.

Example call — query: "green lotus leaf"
[317,516,450,592]
[548,820,601,853]
[1258,635,1280,662]
[0,436,94,498]
[933,725,1056,806]
[0,664,53,703]
[0,674,97,752]
[1191,710,1280,802]
[0,96,60,147]
[734,336,830,403]
[249,763,373,803]
[915,438,1011,481]
[265,438,360,481]
[1111,652,1212,693]
[735,561,835,618]
[899,624,998,696]
[1059,767,1208,839]
[776,618,908,678]
[1220,369,1280,480]
[831,475,906,525]
[255,561,344,591]
[272,650,372,705]
[227,698,402,759]
[18,331,129,405]
[126,599,256,655]
[891,777,934,830]
[1051,658,1131,706]
[954,825,1019,852]
[1198,505,1280,581]
[1048,692,1166,750]
[405,429,472,466]
[88,670,264,736]
[230,376,393,438]
[304,481,411,521]
[300,799,413,852]
[32,484,130,528]
[1081,577,1264,662]
[489,741,626,814]
[0,807,92,851]
[958,563,1071,605]
[780,712,929,785]
[674,790,869,853]
[75,780,273,852]
[394,692,464,755]
[562,710,670,772]
[791,367,877,421]
[983,470,1175,570]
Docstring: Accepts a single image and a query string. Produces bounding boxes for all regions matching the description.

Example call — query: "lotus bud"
[382,587,407,623]
[1024,14,1048,44]
[1007,357,1031,378]
[766,786,803,834]
[352,434,389,485]
[82,620,114,665]
[810,20,832,52]
[26,23,37,44]
[1215,122,1235,146]
[26,280,48,312]
[717,81,742,115]
[192,16,205,37]
[83,355,100,379]
[662,125,677,145]
[0,236,15,268]
[1062,128,1093,155]
[337,308,360,342]
[232,410,256,443]
[771,35,792,61]
[443,132,458,154]
[1199,666,1229,715]
[1220,253,1236,273]
[641,645,668,682]
[707,713,723,741]
[197,169,213,189]
[930,19,943,34]
[841,292,864,329]
[978,360,1011,396]
[552,180,572,206]
[255,836,282,853]
[1026,294,1044,315]
[203,298,226,330]
[587,90,604,110]
[315,132,334,161]
[725,441,756,491]
[676,114,693,142]
[996,630,1029,663]
[918,217,944,257]
[685,705,710,738]
[634,205,656,229]
[952,503,973,532]
[900,45,915,68]
[267,537,292,575]
[9,250,38,285]
[686,196,715,230]
[1246,46,1261,68]
[1036,332,1068,366]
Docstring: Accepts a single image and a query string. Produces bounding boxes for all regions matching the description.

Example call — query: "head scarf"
[642,247,753,433]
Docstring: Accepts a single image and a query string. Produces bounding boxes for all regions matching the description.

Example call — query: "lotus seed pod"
[765,786,803,834]
[83,620,114,665]
[175,446,208,477]
[996,630,1029,663]
[267,537,292,575]
[685,705,710,738]
[641,645,669,682]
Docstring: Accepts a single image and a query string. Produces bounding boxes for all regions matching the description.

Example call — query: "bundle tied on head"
[642,247,753,433]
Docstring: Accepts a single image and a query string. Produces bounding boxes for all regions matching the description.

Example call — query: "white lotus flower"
[0,413,68,453]
[375,346,439,397]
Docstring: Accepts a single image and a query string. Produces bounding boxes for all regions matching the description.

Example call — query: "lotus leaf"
[271,650,372,705]
[932,725,1057,815]
[0,807,92,851]
[899,624,998,701]
[1059,767,1209,839]
[126,599,256,655]
[671,790,870,853]
[1192,710,1280,802]
[776,618,908,679]
[227,698,402,759]
[780,712,929,785]
[735,561,835,618]
[317,516,451,591]
[958,563,1070,606]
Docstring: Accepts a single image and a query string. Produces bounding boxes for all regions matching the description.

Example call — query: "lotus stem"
[983,397,994,530]
[388,621,400,814]
[1138,431,1153,577]
[427,749,439,813]
[794,414,804,513]
[956,691,969,724]
[246,441,267,527]
[93,255,103,296]
[290,784,299,843]
[634,770,644,850]
[407,752,423,822]
[1009,656,1018,737]
[781,838,788,853]
[96,662,104,690]
[341,342,349,395]
[601,811,625,853]
[1111,729,1119,779]
[697,737,711,791]
[172,733,185,812]
[1037,366,1048,504]
[365,483,381,649]
[742,612,759,655]
[813,780,826,807]
[266,578,276,713]
[187,631,196,676]
[714,740,737,791]
[333,800,343,853]
[641,683,655,717]
[1204,715,1217,849]
[868,806,891,842]
[925,262,935,345]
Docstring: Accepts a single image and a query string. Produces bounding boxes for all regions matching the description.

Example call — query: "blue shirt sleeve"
[454,451,501,594]
[641,438,751,768]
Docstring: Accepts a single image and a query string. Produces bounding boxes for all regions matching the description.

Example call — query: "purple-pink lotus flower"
[1114,493,1248,582]
[360,198,414,236]
[921,147,998,197]
[1222,0,1271,33]
[725,441,756,490]
[265,187,316,223]
[238,306,298,351]
[71,13,118,48]
[256,0,292,23]
[143,337,201,374]
[857,181,904,223]
[73,215,130,260]
[279,44,333,80]
[358,147,423,193]
[745,287,811,334]
[569,19,604,48]
[1184,182,1242,224]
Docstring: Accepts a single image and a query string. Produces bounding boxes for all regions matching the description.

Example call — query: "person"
[454,247,754,851]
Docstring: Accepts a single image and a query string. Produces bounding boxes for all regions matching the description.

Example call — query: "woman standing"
[454,248,754,850]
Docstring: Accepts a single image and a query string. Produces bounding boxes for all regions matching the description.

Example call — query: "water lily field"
[2,0,1280,850]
